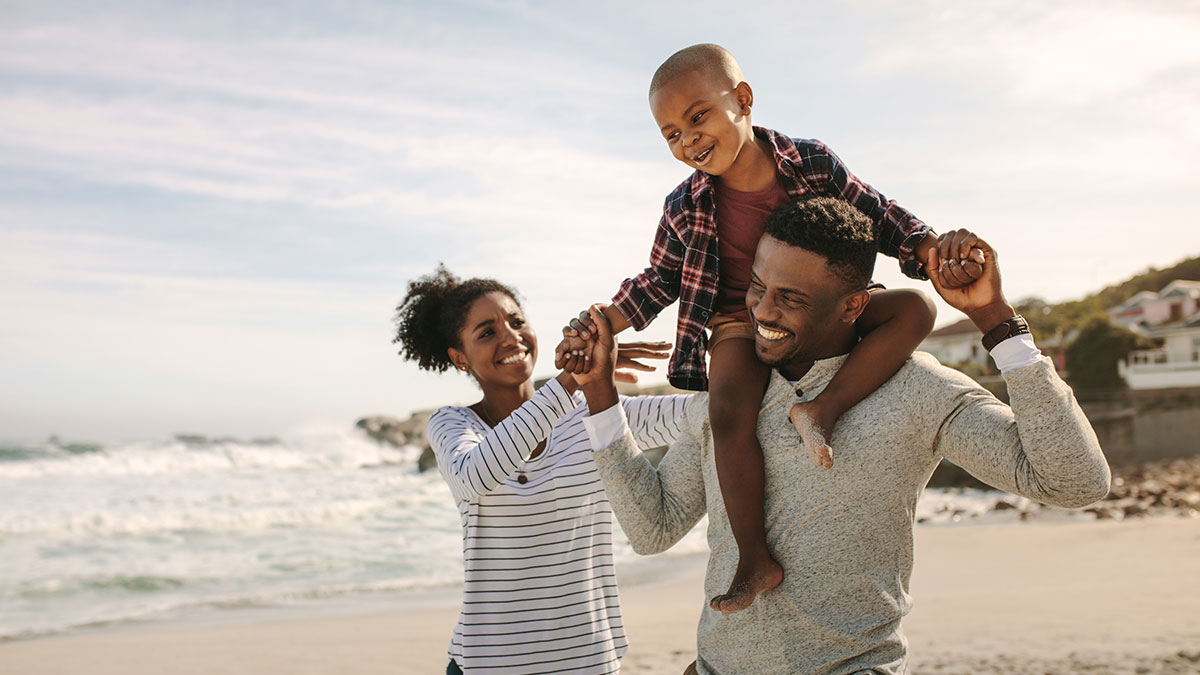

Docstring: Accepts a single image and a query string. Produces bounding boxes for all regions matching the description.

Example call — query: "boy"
[557,44,982,614]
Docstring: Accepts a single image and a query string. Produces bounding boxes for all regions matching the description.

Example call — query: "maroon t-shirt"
[714,178,792,321]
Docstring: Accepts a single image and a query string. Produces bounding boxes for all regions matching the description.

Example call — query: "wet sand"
[1,517,1197,674]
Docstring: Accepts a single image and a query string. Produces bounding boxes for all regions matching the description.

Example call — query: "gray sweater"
[593,352,1110,675]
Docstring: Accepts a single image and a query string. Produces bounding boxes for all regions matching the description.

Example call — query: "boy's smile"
[650,69,772,190]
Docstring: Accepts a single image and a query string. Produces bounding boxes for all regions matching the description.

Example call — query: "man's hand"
[924,231,1016,332]
[572,306,619,413]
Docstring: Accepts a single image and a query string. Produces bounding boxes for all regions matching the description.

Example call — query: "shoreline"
[2,517,1197,674]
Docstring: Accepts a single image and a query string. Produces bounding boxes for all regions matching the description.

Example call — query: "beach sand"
[2,517,1197,674]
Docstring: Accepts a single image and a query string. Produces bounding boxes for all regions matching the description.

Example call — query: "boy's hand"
[924,230,985,290]
[563,307,601,340]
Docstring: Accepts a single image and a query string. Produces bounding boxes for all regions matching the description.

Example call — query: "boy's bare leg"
[708,336,781,613]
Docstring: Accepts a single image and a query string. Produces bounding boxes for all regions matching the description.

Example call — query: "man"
[571,197,1111,674]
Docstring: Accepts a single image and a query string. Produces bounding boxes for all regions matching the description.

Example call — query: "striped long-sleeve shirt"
[426,378,689,674]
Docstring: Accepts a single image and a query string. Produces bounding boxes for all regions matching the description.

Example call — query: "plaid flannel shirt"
[612,128,931,391]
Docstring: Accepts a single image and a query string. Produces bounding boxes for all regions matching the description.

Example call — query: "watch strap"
[981,315,1030,352]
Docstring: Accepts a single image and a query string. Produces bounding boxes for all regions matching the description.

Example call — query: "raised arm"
[590,404,709,554]
[572,305,708,554]
[426,377,577,502]
[924,234,1110,507]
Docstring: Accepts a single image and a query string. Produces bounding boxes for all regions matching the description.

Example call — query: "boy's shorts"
[707,313,754,352]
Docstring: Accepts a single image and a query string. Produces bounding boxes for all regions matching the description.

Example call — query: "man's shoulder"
[886,351,988,396]
[832,353,990,432]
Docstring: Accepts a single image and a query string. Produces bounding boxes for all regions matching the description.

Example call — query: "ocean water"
[0,425,1032,641]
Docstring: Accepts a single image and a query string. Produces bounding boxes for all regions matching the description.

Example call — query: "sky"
[2,0,1198,441]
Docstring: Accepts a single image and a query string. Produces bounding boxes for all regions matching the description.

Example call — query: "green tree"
[1065,317,1148,390]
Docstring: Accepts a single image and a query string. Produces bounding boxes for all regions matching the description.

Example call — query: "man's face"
[649,69,752,176]
[746,236,862,373]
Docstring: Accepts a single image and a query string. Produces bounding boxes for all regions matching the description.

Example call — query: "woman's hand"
[614,341,670,383]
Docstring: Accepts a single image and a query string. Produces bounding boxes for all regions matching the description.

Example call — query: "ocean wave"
[0,429,422,479]
[0,442,102,462]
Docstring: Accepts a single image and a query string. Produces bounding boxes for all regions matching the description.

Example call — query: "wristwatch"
[981,315,1030,352]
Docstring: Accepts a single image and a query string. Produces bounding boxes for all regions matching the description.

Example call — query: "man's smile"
[755,323,790,341]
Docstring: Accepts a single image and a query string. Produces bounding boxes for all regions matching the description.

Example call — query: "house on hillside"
[920,317,1069,374]
[918,318,987,369]
[1114,280,1200,389]
[1109,280,1200,329]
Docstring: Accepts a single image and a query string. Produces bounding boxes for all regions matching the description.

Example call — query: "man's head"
[648,44,757,177]
[747,198,877,378]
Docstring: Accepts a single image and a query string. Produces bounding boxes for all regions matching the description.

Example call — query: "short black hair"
[761,197,876,292]
[392,264,520,373]
[649,43,743,98]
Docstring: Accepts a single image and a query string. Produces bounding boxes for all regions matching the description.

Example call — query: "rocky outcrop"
[975,455,1200,521]
[357,411,437,471]
[1085,455,1200,520]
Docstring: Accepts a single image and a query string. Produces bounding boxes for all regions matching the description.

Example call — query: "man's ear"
[840,290,872,324]
[735,81,754,114]
[448,347,469,373]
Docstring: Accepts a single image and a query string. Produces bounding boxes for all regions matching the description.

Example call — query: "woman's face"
[451,291,536,388]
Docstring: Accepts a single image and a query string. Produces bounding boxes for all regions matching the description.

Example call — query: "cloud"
[3,1,1198,438]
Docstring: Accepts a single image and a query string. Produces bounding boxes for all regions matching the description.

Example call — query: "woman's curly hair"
[392,264,521,373]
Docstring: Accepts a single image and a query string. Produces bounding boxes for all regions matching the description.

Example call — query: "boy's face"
[650,69,754,177]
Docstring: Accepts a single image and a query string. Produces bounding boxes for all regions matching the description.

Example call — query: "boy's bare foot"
[710,554,783,613]
[789,400,834,470]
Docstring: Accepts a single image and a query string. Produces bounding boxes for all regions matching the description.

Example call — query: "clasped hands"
[553,305,669,386]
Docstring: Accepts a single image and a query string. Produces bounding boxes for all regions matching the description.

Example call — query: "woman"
[393,265,688,674]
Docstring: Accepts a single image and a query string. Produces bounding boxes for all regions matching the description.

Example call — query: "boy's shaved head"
[649,43,744,97]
